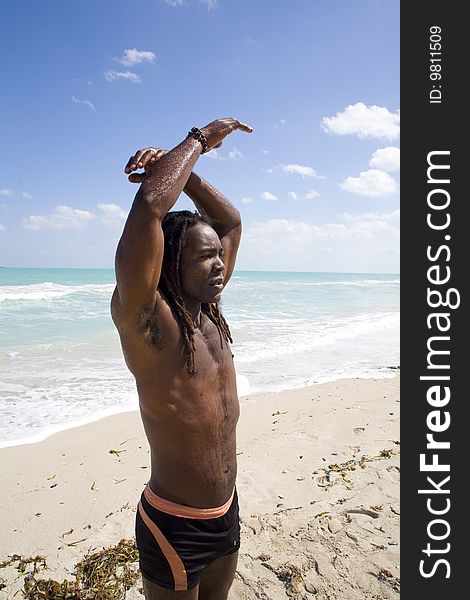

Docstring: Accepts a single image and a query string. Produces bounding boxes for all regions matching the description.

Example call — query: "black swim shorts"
[135,484,241,591]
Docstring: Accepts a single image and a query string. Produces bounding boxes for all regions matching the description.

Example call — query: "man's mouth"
[209,277,224,291]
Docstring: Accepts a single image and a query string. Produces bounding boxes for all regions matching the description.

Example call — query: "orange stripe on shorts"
[144,484,234,520]
[138,501,188,591]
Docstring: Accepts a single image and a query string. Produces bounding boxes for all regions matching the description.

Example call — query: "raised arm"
[112,118,252,328]
[183,172,241,285]
[112,136,202,328]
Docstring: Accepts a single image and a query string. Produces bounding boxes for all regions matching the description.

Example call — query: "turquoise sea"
[0,269,399,447]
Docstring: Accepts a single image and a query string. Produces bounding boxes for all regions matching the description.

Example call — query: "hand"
[200,118,253,151]
[124,147,167,183]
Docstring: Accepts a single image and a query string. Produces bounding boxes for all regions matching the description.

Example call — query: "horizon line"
[0,266,400,276]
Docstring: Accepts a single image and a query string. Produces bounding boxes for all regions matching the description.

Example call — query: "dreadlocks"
[158,210,232,376]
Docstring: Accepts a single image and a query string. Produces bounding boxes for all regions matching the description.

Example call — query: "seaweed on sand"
[320,448,399,486]
[1,539,139,600]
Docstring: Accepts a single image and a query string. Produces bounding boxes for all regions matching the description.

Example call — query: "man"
[111,118,253,599]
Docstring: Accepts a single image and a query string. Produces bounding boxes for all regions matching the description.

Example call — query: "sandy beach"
[0,374,399,599]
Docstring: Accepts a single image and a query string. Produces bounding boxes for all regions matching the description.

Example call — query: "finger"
[124,149,149,173]
[236,121,253,133]
[137,148,161,169]
[141,148,168,169]
[124,155,136,174]
[222,118,253,134]
[138,149,159,168]
[128,173,146,184]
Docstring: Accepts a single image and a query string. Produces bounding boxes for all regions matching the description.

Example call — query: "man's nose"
[214,256,224,272]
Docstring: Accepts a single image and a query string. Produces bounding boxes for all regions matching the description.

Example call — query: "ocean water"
[0,269,399,447]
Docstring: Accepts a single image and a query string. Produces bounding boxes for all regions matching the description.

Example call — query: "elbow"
[233,215,242,233]
[227,219,242,243]
[133,189,169,221]
[229,208,242,230]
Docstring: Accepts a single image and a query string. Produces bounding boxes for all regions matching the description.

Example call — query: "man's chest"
[192,318,234,375]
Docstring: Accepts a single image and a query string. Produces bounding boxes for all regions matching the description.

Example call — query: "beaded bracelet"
[187,127,209,154]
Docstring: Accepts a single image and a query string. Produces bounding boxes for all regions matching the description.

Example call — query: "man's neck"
[182,297,202,327]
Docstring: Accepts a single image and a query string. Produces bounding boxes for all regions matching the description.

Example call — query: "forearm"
[114,136,202,313]
[135,137,202,218]
[184,171,241,237]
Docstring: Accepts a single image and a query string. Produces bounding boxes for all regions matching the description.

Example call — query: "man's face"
[180,223,225,305]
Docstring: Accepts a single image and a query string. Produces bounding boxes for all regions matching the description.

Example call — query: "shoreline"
[0,374,400,599]
[0,369,399,450]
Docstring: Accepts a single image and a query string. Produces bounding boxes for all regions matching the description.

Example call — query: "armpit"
[141,307,165,350]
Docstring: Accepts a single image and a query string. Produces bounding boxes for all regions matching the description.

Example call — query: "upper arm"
[220,221,242,285]
[112,199,165,328]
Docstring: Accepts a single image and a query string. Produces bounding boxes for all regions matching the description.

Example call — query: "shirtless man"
[111,118,253,599]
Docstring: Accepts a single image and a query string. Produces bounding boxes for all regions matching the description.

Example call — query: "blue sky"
[0,0,399,273]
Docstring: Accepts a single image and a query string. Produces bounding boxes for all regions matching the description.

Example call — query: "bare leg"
[142,575,199,600]
[197,551,239,600]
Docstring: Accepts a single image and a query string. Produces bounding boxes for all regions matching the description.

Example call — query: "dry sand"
[0,374,399,599]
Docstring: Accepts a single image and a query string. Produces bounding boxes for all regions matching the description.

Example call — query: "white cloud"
[22,203,128,231]
[342,209,400,223]
[23,205,95,230]
[340,169,398,197]
[288,192,298,200]
[1,188,32,199]
[241,197,254,204]
[261,168,273,174]
[340,210,400,237]
[369,147,400,172]
[322,102,400,140]
[0,223,4,231]
[260,192,278,202]
[115,48,156,67]
[205,149,222,160]
[282,163,317,178]
[228,147,243,160]
[304,190,319,200]
[0,203,6,208]
[244,212,399,247]
[73,78,93,86]
[166,0,185,6]
[203,147,247,161]
[96,203,128,226]
[237,212,400,272]
[200,0,218,9]
[262,149,270,155]
[105,70,141,83]
[244,219,354,245]
[72,96,95,111]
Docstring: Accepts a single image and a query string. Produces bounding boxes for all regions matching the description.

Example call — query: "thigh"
[198,551,239,600]
[142,575,199,600]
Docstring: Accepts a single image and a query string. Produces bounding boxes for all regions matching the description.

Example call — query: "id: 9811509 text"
[429,26,442,104]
